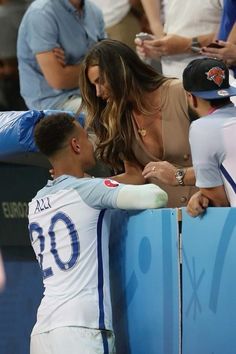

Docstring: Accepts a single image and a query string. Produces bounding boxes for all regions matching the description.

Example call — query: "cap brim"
[191,86,236,99]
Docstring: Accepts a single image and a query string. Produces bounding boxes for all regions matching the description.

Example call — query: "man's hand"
[135,34,191,59]
[53,47,66,67]
[142,161,178,185]
[187,191,209,217]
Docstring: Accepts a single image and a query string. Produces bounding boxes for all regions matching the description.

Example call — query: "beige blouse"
[132,79,198,208]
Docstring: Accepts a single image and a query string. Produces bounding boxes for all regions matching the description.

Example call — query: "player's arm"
[79,178,167,210]
[36,51,81,90]
[116,183,168,209]
[111,161,146,185]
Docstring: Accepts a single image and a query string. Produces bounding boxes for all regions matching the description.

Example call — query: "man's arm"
[136,33,215,59]
[139,0,164,37]
[200,185,229,207]
[36,51,81,90]
[187,186,229,217]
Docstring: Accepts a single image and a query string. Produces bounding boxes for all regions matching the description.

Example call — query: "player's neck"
[52,160,84,180]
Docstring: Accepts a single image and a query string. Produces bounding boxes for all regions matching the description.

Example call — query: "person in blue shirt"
[17,0,105,111]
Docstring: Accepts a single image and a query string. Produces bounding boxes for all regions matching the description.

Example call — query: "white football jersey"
[221,119,236,206]
[28,175,123,335]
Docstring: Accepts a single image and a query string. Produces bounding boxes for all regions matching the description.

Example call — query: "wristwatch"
[175,169,186,186]
[190,37,201,53]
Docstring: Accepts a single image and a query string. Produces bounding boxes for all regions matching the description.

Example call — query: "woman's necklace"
[138,127,147,137]
[135,108,161,137]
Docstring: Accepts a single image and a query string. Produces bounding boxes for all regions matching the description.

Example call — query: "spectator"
[136,0,223,78]
[182,58,236,217]
[0,0,27,110]
[79,39,198,208]
[139,0,166,38]
[201,0,236,77]
[217,0,236,43]
[17,0,105,112]
[28,112,167,354]
[89,0,142,51]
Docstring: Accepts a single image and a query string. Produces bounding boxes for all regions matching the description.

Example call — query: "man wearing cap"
[182,57,236,217]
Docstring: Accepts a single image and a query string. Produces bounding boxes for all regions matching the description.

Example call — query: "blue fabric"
[17,0,105,109]
[0,110,85,157]
[217,0,236,77]
[218,0,236,41]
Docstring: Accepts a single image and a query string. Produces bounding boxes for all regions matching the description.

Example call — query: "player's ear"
[192,94,198,108]
[71,138,81,154]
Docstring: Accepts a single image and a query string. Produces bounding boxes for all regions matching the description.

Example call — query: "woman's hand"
[142,161,178,185]
[201,41,236,66]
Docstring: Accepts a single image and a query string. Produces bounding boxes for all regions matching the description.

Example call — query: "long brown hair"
[79,39,169,170]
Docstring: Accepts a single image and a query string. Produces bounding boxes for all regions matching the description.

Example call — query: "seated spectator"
[0,0,27,110]
[182,58,236,217]
[17,0,105,112]
[79,39,198,208]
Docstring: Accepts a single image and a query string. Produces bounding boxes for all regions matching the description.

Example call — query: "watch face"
[176,170,184,178]
[175,169,185,185]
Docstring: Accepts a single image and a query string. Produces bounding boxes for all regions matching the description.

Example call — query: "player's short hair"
[34,113,76,157]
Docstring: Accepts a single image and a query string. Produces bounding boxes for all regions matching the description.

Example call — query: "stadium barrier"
[0,165,235,354]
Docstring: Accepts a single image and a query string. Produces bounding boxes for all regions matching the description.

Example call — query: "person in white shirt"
[136,0,223,78]
[89,0,141,50]
[182,58,236,217]
[28,112,168,354]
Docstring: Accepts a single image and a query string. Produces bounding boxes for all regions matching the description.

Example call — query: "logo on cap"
[217,90,229,96]
[205,67,225,87]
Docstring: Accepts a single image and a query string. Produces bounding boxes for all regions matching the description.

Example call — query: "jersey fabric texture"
[28,175,123,336]
[220,118,236,206]
[189,104,236,189]
[30,327,116,354]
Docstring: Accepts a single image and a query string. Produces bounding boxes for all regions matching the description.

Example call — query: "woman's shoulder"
[160,78,186,105]
[162,78,184,91]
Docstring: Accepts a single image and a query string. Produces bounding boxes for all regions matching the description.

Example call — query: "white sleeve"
[116,184,168,210]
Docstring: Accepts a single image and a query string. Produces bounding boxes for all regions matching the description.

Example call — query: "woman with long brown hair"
[79,39,197,207]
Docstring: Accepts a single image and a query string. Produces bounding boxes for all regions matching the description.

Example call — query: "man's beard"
[188,105,200,123]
